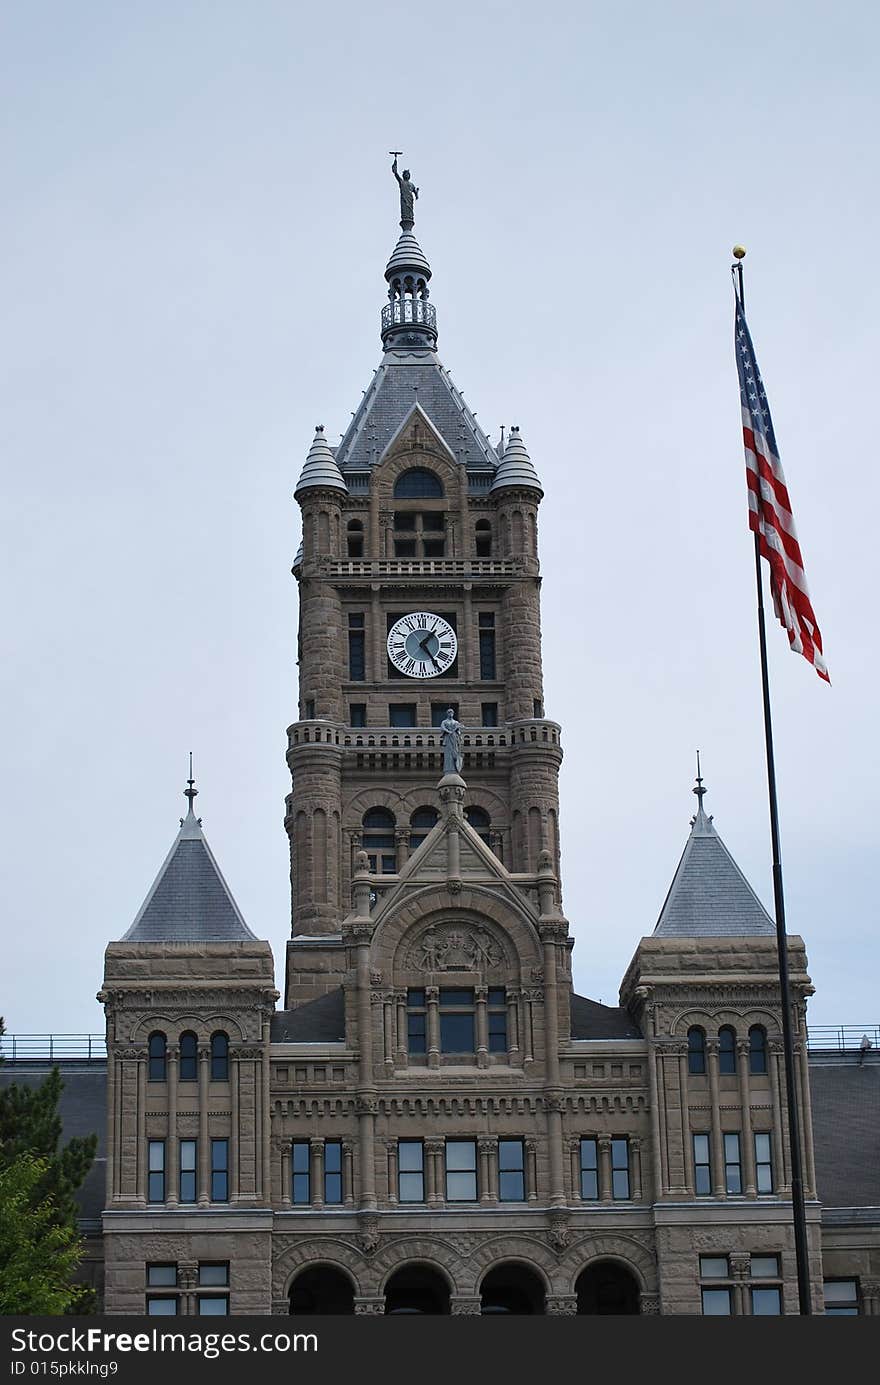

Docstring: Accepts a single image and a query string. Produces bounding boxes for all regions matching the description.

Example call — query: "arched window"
[179,1031,198,1082]
[346,519,364,558]
[211,1031,229,1081]
[409,806,439,850]
[465,805,491,844]
[748,1025,768,1075]
[363,808,397,874]
[718,1025,737,1075]
[393,468,443,499]
[475,519,492,557]
[148,1031,167,1082]
[687,1026,707,1075]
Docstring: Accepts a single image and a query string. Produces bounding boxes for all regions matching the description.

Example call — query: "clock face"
[387,611,458,678]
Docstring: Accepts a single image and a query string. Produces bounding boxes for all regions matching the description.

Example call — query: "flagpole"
[732,247,812,1315]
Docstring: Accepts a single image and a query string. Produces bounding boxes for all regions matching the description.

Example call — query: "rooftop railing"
[327,558,516,578]
[381,300,437,332]
[806,1024,879,1053]
[0,1034,106,1061]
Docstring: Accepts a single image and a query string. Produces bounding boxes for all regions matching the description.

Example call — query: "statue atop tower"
[391,153,419,231]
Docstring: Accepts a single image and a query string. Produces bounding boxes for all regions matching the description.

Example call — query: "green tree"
[0,1017,98,1313]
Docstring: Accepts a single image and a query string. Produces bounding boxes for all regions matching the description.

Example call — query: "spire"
[382,154,437,350]
[490,426,543,494]
[294,425,347,498]
[653,772,774,938]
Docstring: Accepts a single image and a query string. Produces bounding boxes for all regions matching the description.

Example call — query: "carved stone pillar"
[525,1138,539,1203]
[730,1252,751,1316]
[475,985,489,1068]
[135,1051,146,1206]
[768,1039,788,1193]
[426,987,440,1069]
[395,828,409,868]
[546,1294,578,1315]
[342,1140,355,1206]
[677,1046,693,1196]
[385,1140,398,1205]
[598,1134,613,1203]
[506,989,520,1059]
[860,1277,880,1316]
[178,1260,198,1317]
[311,1138,324,1209]
[426,1139,443,1205]
[230,1051,240,1202]
[479,1137,496,1204]
[166,1045,179,1207]
[706,1040,725,1196]
[630,1136,644,1202]
[198,1046,210,1205]
[281,1139,291,1208]
[261,1014,272,1203]
[737,1039,756,1196]
[797,1039,817,1197]
[353,923,377,1210]
[568,1139,581,1202]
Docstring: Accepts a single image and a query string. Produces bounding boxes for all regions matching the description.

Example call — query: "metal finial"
[693,750,707,807]
[184,752,198,812]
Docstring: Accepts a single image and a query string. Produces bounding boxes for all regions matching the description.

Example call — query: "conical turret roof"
[385,229,432,279]
[490,426,543,494]
[294,425,348,497]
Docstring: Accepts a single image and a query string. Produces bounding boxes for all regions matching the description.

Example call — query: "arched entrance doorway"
[576,1261,640,1314]
[385,1263,450,1314]
[289,1265,354,1314]
[480,1263,546,1314]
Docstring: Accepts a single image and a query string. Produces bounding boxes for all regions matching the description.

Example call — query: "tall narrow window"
[211,1032,229,1081]
[439,989,475,1053]
[611,1138,630,1199]
[481,702,498,727]
[475,519,492,556]
[445,1140,478,1202]
[750,1256,782,1315]
[324,1141,343,1205]
[693,1133,712,1196]
[718,1026,737,1075]
[478,613,496,679]
[465,805,491,843]
[824,1280,860,1315]
[754,1132,773,1194]
[498,1140,525,1201]
[148,1032,167,1082]
[179,1140,197,1204]
[362,808,396,874]
[210,1139,229,1202]
[700,1256,732,1315]
[409,807,438,850]
[580,1138,598,1199]
[148,1140,165,1203]
[346,519,364,557]
[348,613,366,681]
[398,1141,424,1202]
[687,1026,707,1075]
[350,702,367,727]
[748,1026,768,1075]
[488,988,507,1053]
[724,1133,742,1194]
[292,1141,311,1205]
[179,1031,197,1082]
[146,1264,178,1316]
[389,703,417,727]
[406,989,427,1055]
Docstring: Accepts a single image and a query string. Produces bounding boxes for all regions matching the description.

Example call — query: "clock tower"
[284,174,562,1007]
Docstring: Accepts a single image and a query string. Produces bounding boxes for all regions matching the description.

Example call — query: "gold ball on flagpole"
[732,245,747,259]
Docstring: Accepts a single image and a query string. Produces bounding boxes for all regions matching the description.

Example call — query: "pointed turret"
[490,426,543,495]
[294,425,347,498]
[121,775,256,942]
[653,768,775,938]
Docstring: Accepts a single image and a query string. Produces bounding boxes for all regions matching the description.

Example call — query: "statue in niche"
[440,708,464,775]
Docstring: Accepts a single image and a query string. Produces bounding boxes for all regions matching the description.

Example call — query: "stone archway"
[289,1264,355,1315]
[385,1263,451,1315]
[479,1262,546,1315]
[576,1261,640,1314]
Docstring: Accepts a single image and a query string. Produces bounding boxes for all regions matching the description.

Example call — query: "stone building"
[3,174,878,1316]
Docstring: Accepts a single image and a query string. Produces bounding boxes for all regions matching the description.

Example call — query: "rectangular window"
[431,702,458,727]
[498,1139,525,1202]
[611,1137,630,1199]
[693,1133,712,1196]
[701,1288,732,1315]
[389,703,417,727]
[488,988,507,1053]
[350,703,367,728]
[478,613,496,680]
[398,1140,424,1203]
[198,1263,229,1287]
[406,989,427,1055]
[700,1253,733,1316]
[304,699,315,719]
[210,1138,229,1203]
[724,1133,742,1194]
[179,1139,197,1204]
[580,1138,598,1200]
[700,1256,730,1279]
[147,1264,177,1288]
[824,1279,860,1315]
[147,1140,165,1204]
[348,613,365,681]
[147,1298,178,1316]
[445,1140,478,1202]
[439,989,475,1053]
[481,702,498,727]
[754,1132,773,1194]
[198,1297,230,1315]
[292,1140,311,1205]
[394,538,417,557]
[324,1141,343,1205]
[750,1286,782,1315]
[533,698,543,717]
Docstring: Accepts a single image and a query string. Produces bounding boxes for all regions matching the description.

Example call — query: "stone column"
[281,1140,291,1208]
[382,995,394,1074]
[678,1047,694,1196]
[568,1139,581,1202]
[198,1046,210,1205]
[479,1138,496,1204]
[737,1039,756,1197]
[106,1044,117,1205]
[730,1253,751,1316]
[860,1278,880,1316]
[506,990,520,1059]
[352,917,377,1211]
[631,1136,644,1202]
[343,1140,355,1207]
[475,986,489,1069]
[706,1040,725,1197]
[394,992,407,1067]
[646,1022,664,1201]
[385,1141,398,1205]
[135,1051,146,1206]
[522,994,535,1066]
[541,922,566,1208]
[525,1138,539,1203]
[395,828,409,869]
[771,1042,793,1191]
[461,586,474,682]
[768,1039,788,1193]
[178,1261,197,1318]
[546,1295,578,1315]
[230,1052,240,1202]
[426,1140,443,1205]
[311,1138,324,1209]
[797,1040,817,1198]
[261,1016,272,1203]
[426,987,440,1070]
[166,1044,179,1207]
[598,1134,613,1203]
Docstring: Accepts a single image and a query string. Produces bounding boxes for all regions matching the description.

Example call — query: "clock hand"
[416,634,441,671]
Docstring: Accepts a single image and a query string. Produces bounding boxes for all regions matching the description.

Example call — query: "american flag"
[735,297,829,681]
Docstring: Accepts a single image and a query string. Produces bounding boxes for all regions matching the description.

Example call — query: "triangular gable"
[378,401,458,465]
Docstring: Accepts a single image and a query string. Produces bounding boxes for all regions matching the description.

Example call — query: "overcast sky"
[2,2,877,1038]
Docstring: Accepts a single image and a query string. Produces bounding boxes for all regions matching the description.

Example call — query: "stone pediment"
[378,402,457,465]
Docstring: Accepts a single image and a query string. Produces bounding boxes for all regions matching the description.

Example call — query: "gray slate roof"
[570,994,643,1040]
[809,1060,880,1207]
[121,806,256,943]
[335,350,498,473]
[653,798,775,939]
[271,988,346,1043]
[490,426,543,494]
[0,1062,107,1224]
[294,425,347,496]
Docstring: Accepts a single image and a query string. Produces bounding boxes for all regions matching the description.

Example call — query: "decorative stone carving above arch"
[403,920,506,975]
[129,1013,247,1043]
[667,1004,781,1038]
[558,1233,657,1293]
[461,1234,558,1295]
[371,884,543,984]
